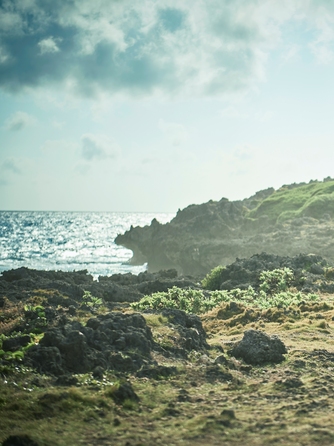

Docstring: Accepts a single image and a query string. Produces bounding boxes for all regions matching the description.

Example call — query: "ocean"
[0,211,174,278]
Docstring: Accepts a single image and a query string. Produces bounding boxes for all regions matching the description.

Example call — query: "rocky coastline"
[1,249,334,445]
[115,178,334,275]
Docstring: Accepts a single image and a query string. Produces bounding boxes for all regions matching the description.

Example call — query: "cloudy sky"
[1,0,334,212]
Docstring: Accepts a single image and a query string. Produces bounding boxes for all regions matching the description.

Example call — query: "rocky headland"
[115,177,334,275]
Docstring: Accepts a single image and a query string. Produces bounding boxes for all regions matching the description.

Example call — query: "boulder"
[230,329,287,365]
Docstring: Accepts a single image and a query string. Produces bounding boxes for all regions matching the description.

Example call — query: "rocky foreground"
[1,253,334,445]
[115,178,334,274]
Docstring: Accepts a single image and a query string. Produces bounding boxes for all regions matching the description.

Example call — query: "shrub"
[259,268,294,295]
[131,287,230,314]
[202,265,225,290]
[131,284,319,315]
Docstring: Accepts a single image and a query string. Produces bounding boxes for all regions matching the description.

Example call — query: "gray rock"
[230,329,287,365]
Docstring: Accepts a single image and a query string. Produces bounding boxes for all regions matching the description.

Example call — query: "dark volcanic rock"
[2,335,31,352]
[161,309,209,353]
[205,252,329,293]
[110,381,139,404]
[115,179,334,274]
[2,434,39,446]
[0,266,199,308]
[23,307,209,375]
[25,312,154,375]
[136,365,178,379]
[230,329,287,365]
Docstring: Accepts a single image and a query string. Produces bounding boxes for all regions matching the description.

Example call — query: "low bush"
[131,284,319,315]
[201,266,225,290]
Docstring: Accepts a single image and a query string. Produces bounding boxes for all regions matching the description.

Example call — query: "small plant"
[82,291,103,310]
[24,305,47,333]
[24,304,45,318]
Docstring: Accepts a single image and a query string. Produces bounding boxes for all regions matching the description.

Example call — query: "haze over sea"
[0,212,174,278]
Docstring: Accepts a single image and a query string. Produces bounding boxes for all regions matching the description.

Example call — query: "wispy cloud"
[81,134,119,161]
[4,111,36,131]
[2,158,21,174]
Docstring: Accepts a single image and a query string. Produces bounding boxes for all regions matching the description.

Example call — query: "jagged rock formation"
[115,178,334,275]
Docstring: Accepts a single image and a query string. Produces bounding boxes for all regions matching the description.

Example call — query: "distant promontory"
[115,178,334,275]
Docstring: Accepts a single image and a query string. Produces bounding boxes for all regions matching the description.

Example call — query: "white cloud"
[0,0,334,98]
[38,37,61,55]
[4,111,36,131]
[81,133,119,161]
[0,0,296,98]
[159,119,188,146]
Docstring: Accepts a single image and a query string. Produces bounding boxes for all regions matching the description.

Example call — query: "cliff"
[115,178,334,275]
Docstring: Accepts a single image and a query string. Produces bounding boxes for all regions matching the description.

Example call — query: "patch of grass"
[0,300,24,335]
[143,314,169,327]
[248,179,334,223]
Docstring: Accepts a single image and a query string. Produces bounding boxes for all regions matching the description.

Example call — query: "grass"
[1,284,334,445]
[247,179,334,223]
[0,304,334,446]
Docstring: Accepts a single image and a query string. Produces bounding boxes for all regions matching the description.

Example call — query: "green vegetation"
[259,268,294,294]
[131,286,222,314]
[132,268,319,314]
[81,291,103,310]
[248,179,334,223]
[1,277,334,445]
[201,265,226,290]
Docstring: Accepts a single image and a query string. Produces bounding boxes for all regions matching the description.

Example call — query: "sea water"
[0,211,174,278]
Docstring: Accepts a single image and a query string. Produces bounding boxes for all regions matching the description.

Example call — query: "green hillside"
[248,178,334,223]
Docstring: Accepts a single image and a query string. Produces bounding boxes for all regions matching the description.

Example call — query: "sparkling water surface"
[0,212,174,278]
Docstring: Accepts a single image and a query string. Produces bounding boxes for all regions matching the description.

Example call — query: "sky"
[1,0,334,212]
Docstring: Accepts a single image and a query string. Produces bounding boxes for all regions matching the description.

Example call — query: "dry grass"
[1,292,334,445]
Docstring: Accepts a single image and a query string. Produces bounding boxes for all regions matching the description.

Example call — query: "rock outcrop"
[0,267,199,305]
[115,178,334,275]
[230,329,287,365]
[23,309,209,376]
